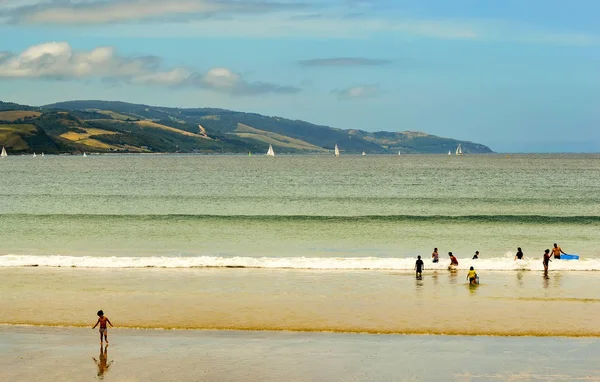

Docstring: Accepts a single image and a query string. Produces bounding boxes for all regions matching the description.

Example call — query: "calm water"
[0,154,598,265]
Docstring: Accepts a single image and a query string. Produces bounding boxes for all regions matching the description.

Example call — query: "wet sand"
[1,267,600,336]
[1,326,599,381]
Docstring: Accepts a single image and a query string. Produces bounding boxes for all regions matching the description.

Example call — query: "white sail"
[83,152,87,157]
[456,144,463,156]
[398,151,401,156]
[334,144,340,157]
[1,147,7,157]
[448,151,451,156]
[33,152,37,157]
[362,151,366,156]
[41,153,44,157]
[266,144,275,157]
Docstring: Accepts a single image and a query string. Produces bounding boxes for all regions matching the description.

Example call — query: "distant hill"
[0,99,494,154]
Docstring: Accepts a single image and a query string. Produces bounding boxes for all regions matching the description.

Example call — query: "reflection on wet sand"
[431,271,439,286]
[516,270,524,287]
[543,271,550,288]
[92,344,112,379]
[448,269,459,284]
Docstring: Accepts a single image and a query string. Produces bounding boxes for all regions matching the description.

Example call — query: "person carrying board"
[551,243,566,259]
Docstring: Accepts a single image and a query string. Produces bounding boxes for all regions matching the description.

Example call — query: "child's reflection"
[92,344,113,379]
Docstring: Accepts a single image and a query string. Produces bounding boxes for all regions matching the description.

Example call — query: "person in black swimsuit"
[415,256,424,279]
[514,247,524,261]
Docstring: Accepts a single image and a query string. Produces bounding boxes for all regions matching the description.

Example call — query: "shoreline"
[3,323,600,338]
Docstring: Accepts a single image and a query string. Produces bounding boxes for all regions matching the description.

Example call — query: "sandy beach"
[1,326,599,381]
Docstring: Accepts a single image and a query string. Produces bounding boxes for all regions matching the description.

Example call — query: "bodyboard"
[560,254,579,260]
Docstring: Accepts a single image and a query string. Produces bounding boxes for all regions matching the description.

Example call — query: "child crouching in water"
[467,266,478,285]
[92,310,113,344]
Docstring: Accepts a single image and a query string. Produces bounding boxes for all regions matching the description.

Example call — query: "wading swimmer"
[543,249,552,272]
[514,247,524,261]
[415,255,424,279]
[448,252,458,270]
[551,243,566,259]
[93,310,113,344]
[432,248,439,263]
[472,251,479,260]
[467,266,478,285]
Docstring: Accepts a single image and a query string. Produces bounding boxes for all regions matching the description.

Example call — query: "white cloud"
[0,42,300,95]
[2,0,299,24]
[334,85,380,99]
[201,68,241,90]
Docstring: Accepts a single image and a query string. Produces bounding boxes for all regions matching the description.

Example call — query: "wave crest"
[1,255,599,271]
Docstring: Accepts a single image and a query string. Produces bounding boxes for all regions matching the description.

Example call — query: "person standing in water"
[551,243,566,259]
[466,266,478,285]
[432,248,439,263]
[543,249,552,272]
[92,310,114,344]
[472,251,479,260]
[514,247,524,261]
[415,255,424,279]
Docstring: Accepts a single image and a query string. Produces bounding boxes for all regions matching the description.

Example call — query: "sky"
[0,0,599,152]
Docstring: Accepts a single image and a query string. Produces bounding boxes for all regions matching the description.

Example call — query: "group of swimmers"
[414,243,568,285]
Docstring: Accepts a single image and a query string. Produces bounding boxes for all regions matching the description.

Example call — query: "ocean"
[1,154,598,269]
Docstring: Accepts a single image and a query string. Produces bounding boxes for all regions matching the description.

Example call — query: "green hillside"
[0,99,494,154]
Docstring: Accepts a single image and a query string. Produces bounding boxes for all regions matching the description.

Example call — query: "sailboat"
[362,151,366,156]
[33,152,37,158]
[248,151,252,156]
[41,153,44,157]
[1,147,7,158]
[448,151,452,156]
[83,152,87,157]
[455,144,463,156]
[398,151,401,156]
[334,144,340,157]
[266,145,275,157]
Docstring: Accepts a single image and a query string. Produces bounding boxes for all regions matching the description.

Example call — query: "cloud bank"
[2,0,596,45]
[0,42,300,95]
[0,0,300,24]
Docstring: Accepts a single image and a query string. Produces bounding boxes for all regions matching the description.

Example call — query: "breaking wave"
[1,254,599,271]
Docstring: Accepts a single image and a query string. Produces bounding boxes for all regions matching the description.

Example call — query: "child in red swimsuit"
[92,310,114,344]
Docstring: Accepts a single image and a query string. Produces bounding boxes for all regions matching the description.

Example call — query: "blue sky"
[0,0,599,152]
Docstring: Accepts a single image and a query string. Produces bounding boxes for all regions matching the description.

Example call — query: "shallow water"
[2,268,599,336]
[2,327,600,381]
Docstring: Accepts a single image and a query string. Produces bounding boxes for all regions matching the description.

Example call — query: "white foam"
[1,255,599,271]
